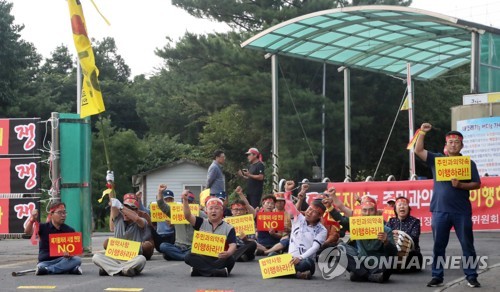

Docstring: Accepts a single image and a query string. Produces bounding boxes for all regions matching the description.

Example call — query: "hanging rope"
[372,87,408,180]
[278,63,320,167]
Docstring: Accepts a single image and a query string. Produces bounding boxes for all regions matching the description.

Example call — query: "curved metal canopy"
[242,5,500,80]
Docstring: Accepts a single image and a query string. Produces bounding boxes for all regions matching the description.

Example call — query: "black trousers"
[184,252,235,276]
[233,241,257,262]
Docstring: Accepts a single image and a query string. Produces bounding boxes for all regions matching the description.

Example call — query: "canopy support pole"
[271,55,279,192]
[321,63,326,179]
[343,68,351,180]
[407,63,416,178]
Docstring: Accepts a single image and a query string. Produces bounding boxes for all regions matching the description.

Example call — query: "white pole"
[271,55,279,192]
[321,63,326,179]
[344,68,351,180]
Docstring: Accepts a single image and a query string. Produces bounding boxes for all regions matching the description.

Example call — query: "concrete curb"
[437,262,500,291]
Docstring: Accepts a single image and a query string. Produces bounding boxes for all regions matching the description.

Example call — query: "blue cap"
[162,190,174,198]
[216,191,226,200]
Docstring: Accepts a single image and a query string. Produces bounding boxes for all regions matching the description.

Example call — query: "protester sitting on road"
[150,189,175,252]
[155,184,204,261]
[338,196,397,283]
[386,196,423,272]
[255,195,282,254]
[316,192,341,254]
[106,192,155,260]
[263,182,305,256]
[382,196,396,222]
[261,190,293,256]
[184,195,237,277]
[92,193,148,277]
[282,184,327,280]
[228,188,257,262]
[24,202,82,276]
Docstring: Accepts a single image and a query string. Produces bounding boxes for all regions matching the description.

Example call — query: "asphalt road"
[1,232,499,292]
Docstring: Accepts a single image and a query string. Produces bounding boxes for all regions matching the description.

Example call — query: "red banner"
[49,232,83,257]
[0,158,40,194]
[0,198,40,234]
[256,212,285,231]
[0,118,40,155]
[323,177,500,232]
[0,199,9,234]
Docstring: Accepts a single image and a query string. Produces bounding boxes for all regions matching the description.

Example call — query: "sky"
[10,0,500,77]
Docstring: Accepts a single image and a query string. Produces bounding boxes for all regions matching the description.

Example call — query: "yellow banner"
[259,254,296,279]
[349,215,384,240]
[169,203,200,224]
[150,202,169,223]
[200,188,210,207]
[191,230,226,257]
[224,214,255,236]
[435,156,472,181]
[105,237,140,261]
[67,0,105,118]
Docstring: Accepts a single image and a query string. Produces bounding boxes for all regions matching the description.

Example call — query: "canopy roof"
[242,5,500,80]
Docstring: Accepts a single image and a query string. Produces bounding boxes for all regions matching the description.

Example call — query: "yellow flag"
[68,0,105,118]
[400,96,409,111]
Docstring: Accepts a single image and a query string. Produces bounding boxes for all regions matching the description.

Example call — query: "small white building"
[132,159,208,207]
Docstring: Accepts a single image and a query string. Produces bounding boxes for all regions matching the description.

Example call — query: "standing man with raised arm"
[414,122,481,288]
[207,150,226,196]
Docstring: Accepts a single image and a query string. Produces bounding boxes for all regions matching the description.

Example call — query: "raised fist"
[420,123,432,133]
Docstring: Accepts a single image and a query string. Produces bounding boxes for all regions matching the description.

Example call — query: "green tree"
[0,1,42,117]
[93,37,148,135]
[23,45,77,119]
[91,118,147,229]
[172,0,349,31]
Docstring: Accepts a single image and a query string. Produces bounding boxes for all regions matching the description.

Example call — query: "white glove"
[106,170,114,182]
[110,198,123,209]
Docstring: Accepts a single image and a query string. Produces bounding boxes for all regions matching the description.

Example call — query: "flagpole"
[407,63,415,178]
[77,58,82,114]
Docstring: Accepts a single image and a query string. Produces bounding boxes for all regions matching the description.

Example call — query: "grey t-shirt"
[113,213,150,243]
[157,199,206,247]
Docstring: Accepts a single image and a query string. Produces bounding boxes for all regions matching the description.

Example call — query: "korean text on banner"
[67,0,105,118]
[259,254,296,279]
[256,212,285,231]
[224,214,255,235]
[435,156,471,181]
[169,203,199,224]
[191,230,226,257]
[105,237,140,261]
[49,232,83,257]
[349,215,384,240]
[150,202,169,223]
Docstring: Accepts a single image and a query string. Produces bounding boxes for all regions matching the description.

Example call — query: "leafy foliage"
[3,0,473,227]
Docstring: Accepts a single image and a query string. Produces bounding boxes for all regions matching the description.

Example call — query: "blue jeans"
[37,256,81,274]
[295,257,316,275]
[159,242,190,261]
[431,211,477,280]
